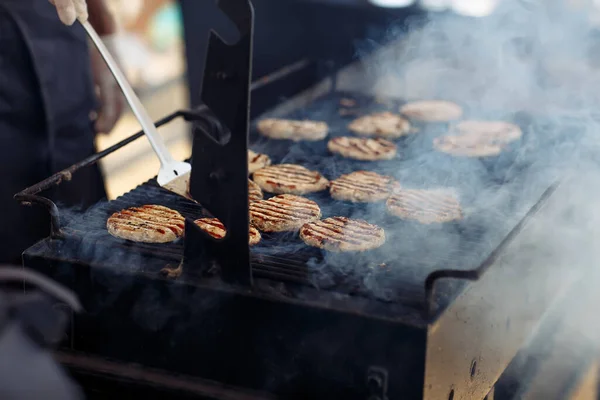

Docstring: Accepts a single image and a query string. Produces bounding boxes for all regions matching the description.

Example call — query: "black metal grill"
[32,90,556,324]
[15,2,573,396]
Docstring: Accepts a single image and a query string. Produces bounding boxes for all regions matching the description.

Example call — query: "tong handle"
[81,21,174,167]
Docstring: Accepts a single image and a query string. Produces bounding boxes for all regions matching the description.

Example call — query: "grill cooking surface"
[40,91,553,317]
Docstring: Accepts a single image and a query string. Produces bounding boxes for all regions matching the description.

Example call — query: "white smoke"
[352,0,600,394]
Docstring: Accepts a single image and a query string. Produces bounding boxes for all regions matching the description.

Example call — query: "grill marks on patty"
[300,217,385,252]
[194,217,261,245]
[328,137,397,161]
[253,164,329,195]
[348,112,412,138]
[330,171,399,203]
[248,179,263,203]
[386,189,463,224]
[248,149,271,173]
[250,194,321,232]
[107,205,185,243]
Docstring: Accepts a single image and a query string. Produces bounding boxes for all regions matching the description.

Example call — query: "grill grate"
[47,91,553,313]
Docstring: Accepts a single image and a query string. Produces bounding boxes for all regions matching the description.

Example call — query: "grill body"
[21,159,575,399]
[25,246,428,398]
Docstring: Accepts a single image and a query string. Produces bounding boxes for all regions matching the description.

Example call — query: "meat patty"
[348,112,411,139]
[433,120,522,157]
[433,135,504,157]
[248,179,264,203]
[257,118,328,141]
[248,149,271,173]
[107,205,185,243]
[300,217,385,252]
[453,120,522,143]
[250,194,321,232]
[253,164,329,195]
[400,100,463,122]
[193,218,261,246]
[386,189,463,224]
[330,171,399,203]
[328,137,397,161]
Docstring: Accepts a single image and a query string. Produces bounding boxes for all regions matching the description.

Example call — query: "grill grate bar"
[251,262,309,278]
[251,268,311,285]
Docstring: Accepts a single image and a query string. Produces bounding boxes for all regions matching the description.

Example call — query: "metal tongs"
[81,21,191,199]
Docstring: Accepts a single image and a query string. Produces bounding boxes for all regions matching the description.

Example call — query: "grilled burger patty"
[248,179,264,203]
[107,205,185,243]
[400,100,463,122]
[348,112,411,138]
[330,171,399,203]
[300,217,385,252]
[194,218,261,246]
[328,137,397,161]
[253,164,329,195]
[452,120,522,143]
[433,120,522,157]
[257,118,328,141]
[250,194,321,232]
[386,189,463,224]
[248,149,271,173]
[433,136,504,157]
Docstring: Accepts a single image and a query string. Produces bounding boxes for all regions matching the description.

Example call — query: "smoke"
[327,0,600,284]
[251,0,600,352]
[336,0,600,393]
[19,1,600,392]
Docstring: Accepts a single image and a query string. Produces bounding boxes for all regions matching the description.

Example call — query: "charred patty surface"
[107,205,185,243]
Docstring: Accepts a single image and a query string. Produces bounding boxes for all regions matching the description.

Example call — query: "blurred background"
[100,0,599,199]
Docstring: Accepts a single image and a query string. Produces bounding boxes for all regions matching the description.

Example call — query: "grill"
[36,89,552,316]
[15,1,584,399]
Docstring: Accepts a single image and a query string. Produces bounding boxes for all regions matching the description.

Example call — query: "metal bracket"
[186,0,254,286]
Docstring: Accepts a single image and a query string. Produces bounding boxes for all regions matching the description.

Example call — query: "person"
[0,0,124,264]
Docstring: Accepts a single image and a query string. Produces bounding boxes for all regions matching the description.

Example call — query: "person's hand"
[90,36,126,134]
[48,0,88,26]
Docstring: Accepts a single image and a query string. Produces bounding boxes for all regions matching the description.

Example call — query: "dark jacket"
[0,0,106,264]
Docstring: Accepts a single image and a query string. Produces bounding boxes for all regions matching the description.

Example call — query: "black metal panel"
[24,252,427,399]
[59,351,275,400]
[179,0,423,114]
[186,0,254,285]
